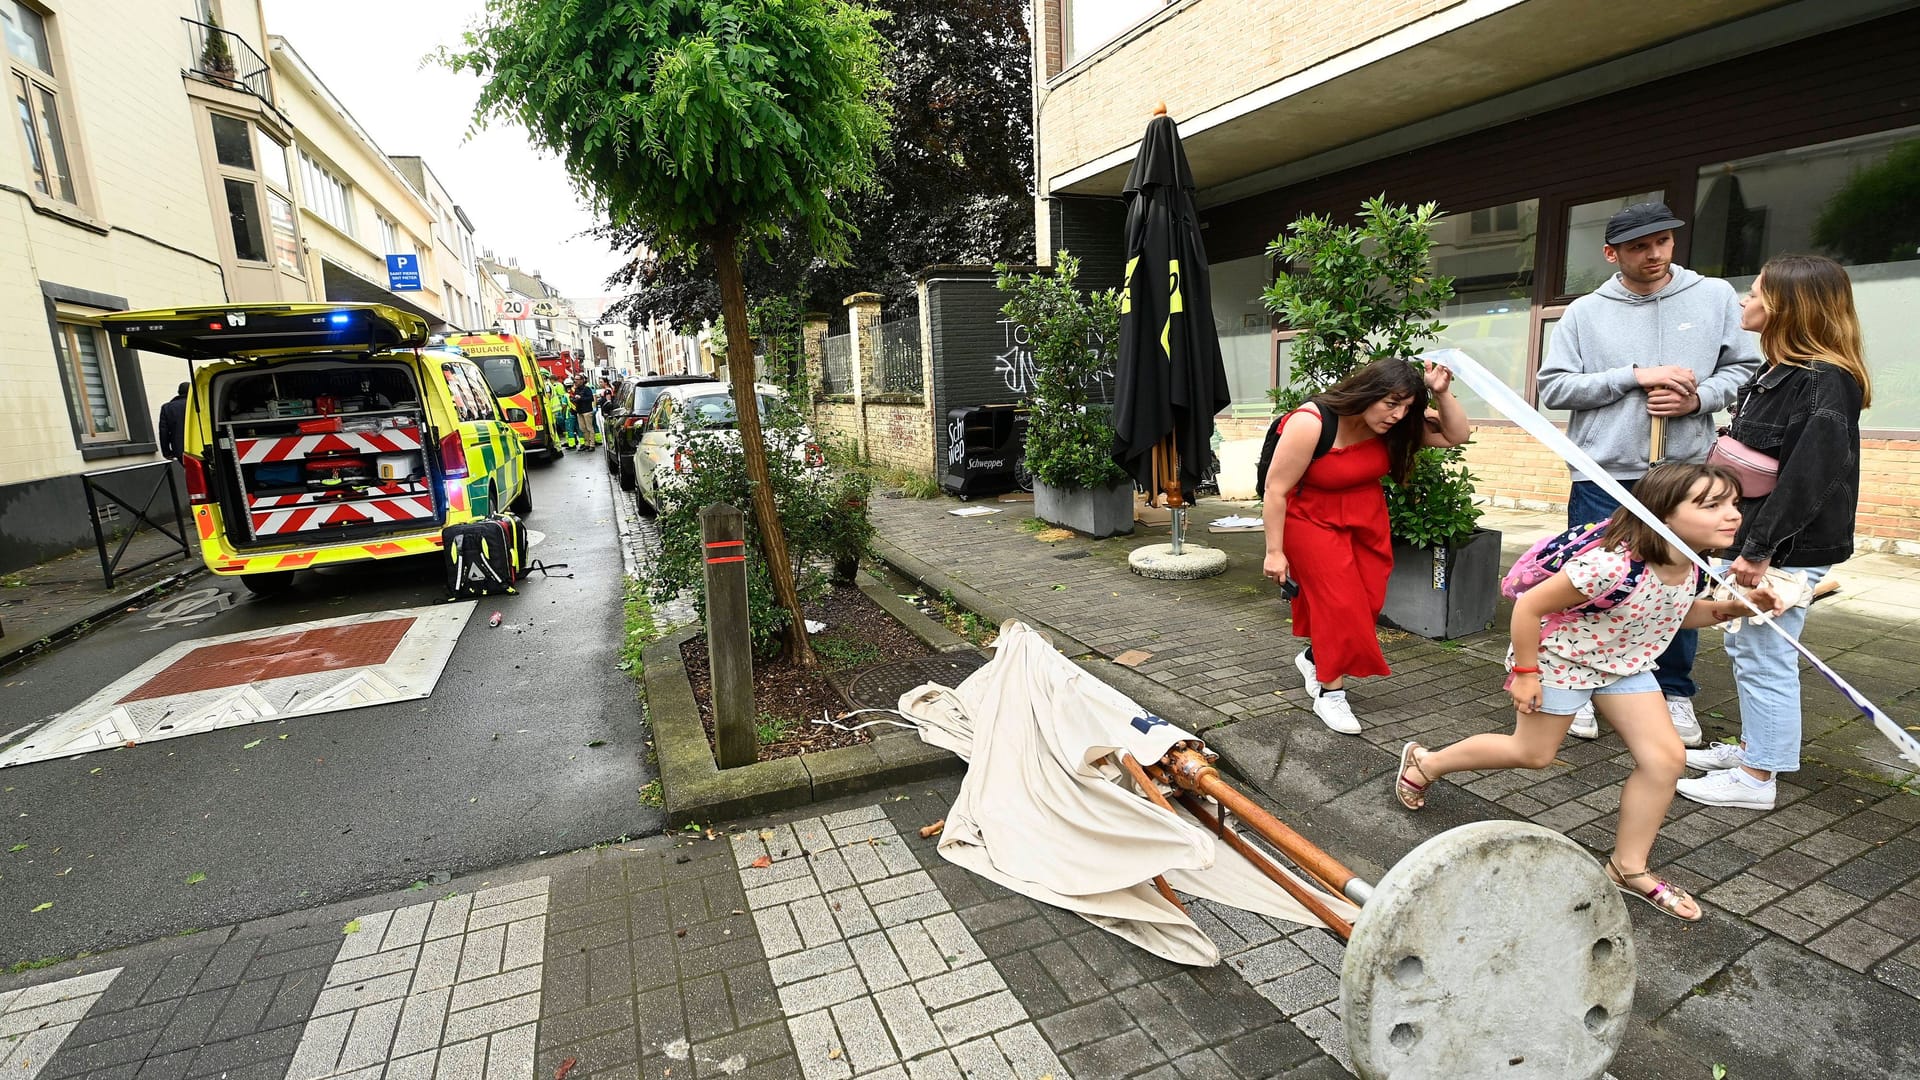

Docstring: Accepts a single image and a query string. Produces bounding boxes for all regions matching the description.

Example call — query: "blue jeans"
[1566,480,1698,698]
[1723,562,1829,774]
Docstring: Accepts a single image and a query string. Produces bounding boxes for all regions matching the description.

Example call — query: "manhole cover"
[845,652,987,710]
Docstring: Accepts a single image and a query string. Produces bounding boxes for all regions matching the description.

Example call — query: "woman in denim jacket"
[1677,254,1871,811]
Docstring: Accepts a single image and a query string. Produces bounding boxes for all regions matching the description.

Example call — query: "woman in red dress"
[1260,358,1470,733]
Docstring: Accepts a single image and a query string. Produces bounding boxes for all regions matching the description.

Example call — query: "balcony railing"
[183,18,278,114]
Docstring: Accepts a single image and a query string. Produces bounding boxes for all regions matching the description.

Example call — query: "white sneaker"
[1676,767,1775,810]
[1295,650,1322,700]
[1313,690,1362,735]
[1666,696,1703,747]
[1686,742,1745,772]
[1568,701,1598,740]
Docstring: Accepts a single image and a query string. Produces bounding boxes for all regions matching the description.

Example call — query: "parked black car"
[606,375,721,488]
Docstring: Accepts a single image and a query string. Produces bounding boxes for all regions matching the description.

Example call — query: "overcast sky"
[259,0,628,299]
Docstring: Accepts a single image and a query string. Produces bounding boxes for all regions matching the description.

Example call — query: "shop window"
[1694,126,1920,428]
[1428,199,1540,419]
[1562,190,1662,296]
[6,0,83,208]
[1209,254,1281,416]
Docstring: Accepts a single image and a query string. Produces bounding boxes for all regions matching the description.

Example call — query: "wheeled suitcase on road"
[444,512,525,597]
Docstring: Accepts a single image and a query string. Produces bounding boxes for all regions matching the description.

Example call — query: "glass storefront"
[1426,199,1539,419]
[1694,125,1920,428]
[1209,254,1279,417]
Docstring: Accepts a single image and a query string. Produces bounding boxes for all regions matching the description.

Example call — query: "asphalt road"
[0,448,660,966]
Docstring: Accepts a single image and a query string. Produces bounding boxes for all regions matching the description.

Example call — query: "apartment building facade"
[0,0,299,569]
[391,154,482,331]
[1034,0,1920,546]
[268,36,447,329]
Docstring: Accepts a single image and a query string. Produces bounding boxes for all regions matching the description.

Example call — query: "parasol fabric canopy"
[898,621,1355,966]
[1109,113,1231,500]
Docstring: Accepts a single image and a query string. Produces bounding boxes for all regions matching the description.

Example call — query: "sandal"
[1607,859,1702,923]
[1395,742,1433,811]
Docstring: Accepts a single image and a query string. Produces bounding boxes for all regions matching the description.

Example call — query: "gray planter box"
[1380,527,1503,640]
[1034,479,1135,539]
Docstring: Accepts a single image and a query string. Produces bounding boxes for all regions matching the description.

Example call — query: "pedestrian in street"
[1678,254,1871,812]
[545,373,578,451]
[569,374,599,449]
[158,382,188,463]
[1536,202,1760,745]
[1395,462,1782,922]
[1260,357,1470,734]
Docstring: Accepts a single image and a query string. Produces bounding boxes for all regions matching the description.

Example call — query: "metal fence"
[877,316,924,395]
[822,333,854,393]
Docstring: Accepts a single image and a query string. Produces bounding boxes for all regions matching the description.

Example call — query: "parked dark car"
[606,375,721,488]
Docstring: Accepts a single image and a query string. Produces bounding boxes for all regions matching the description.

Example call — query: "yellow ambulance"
[447,332,559,460]
[101,303,529,595]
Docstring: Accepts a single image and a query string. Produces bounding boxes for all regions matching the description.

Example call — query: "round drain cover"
[845,652,987,710]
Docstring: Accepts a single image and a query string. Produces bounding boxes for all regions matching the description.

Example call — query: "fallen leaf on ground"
[7,843,26,853]
[31,902,52,912]
[759,829,774,841]
[242,739,261,750]
[828,1049,843,1061]
[185,872,206,885]
[342,918,362,935]
[750,855,771,869]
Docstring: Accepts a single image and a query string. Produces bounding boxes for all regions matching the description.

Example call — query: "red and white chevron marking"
[251,495,435,536]
[247,482,429,509]
[234,427,423,464]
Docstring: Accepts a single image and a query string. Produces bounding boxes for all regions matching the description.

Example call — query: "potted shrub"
[1263,196,1500,640]
[199,14,237,82]
[995,253,1132,538]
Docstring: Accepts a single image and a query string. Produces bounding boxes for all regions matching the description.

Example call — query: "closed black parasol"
[1110,106,1230,508]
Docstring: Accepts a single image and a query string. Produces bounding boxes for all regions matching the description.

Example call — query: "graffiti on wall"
[991,319,1115,401]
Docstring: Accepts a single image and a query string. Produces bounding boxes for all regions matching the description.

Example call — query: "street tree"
[445,0,892,667]
[602,0,1033,323]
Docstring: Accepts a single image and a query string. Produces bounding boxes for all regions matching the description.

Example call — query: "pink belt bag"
[1707,434,1780,498]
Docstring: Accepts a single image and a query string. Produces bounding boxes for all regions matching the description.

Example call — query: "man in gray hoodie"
[1536,201,1760,745]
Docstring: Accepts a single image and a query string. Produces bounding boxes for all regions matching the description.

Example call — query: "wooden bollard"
[701,503,756,769]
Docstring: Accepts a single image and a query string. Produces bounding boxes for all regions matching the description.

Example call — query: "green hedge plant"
[1262,196,1482,549]
[644,398,873,659]
[993,253,1125,490]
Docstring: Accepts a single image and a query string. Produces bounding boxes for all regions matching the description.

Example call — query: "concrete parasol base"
[1127,543,1228,580]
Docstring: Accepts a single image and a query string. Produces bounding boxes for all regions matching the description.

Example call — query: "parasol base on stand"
[1128,542,1227,580]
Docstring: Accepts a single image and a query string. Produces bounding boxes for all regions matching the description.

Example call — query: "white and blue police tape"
[1419,347,1920,770]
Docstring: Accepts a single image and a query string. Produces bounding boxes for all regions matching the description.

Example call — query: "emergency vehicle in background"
[448,332,558,461]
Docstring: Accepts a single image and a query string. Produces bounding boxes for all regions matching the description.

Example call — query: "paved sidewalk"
[0,781,1359,1080]
[868,491,1920,1079]
[0,525,200,668]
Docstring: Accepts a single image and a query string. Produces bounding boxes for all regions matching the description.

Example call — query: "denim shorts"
[1536,670,1662,716]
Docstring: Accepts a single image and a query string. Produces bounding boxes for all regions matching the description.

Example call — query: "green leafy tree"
[994,253,1125,490]
[603,0,1034,324]
[445,0,891,667]
[1262,197,1482,548]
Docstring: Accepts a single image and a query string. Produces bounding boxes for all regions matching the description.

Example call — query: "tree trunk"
[710,228,817,669]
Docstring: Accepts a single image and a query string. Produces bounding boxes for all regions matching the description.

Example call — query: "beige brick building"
[1034,0,1920,548]
[1,0,301,570]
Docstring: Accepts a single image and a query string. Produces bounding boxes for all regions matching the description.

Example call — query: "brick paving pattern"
[737,803,1070,1080]
[283,878,550,1079]
[867,494,1920,1079]
[0,969,119,1079]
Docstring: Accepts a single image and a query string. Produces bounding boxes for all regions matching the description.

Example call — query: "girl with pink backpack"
[1393,461,1782,922]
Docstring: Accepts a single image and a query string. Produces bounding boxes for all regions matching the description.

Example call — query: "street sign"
[499,297,569,319]
[386,253,422,292]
